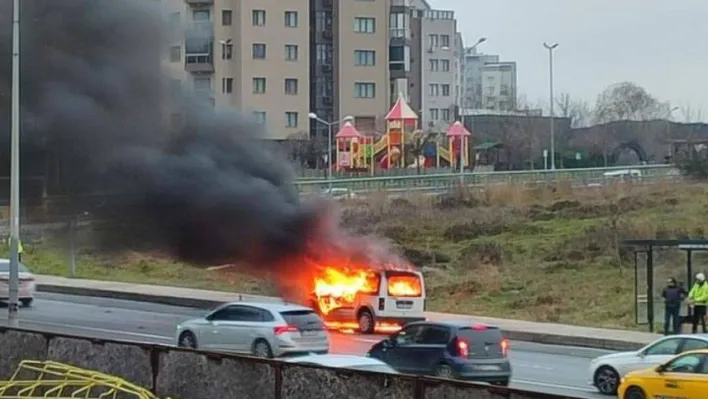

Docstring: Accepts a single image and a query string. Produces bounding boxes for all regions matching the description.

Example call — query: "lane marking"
[18,319,173,342]
[513,362,554,371]
[513,379,596,393]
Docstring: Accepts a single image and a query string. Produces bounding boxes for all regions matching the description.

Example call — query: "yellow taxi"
[617,349,708,399]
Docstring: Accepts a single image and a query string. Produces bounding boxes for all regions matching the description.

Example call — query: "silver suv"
[176,301,329,358]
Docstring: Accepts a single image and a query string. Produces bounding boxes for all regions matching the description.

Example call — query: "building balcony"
[185,0,213,5]
[185,53,213,73]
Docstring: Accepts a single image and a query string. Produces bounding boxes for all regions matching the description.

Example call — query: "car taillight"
[500,338,509,357]
[273,326,298,335]
[378,297,385,311]
[456,338,469,357]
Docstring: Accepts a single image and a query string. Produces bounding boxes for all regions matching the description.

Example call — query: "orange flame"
[387,275,422,297]
[313,268,380,314]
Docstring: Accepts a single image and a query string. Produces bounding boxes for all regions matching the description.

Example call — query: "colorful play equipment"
[334,93,473,171]
[0,360,171,398]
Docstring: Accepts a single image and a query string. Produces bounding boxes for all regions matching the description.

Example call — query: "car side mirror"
[655,365,665,373]
[383,338,395,348]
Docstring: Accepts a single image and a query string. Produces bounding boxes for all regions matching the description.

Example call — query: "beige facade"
[334,0,390,132]
[163,0,310,139]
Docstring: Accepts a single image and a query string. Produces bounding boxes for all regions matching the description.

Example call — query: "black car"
[367,321,511,385]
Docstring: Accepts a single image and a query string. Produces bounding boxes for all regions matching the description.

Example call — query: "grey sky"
[432,0,708,121]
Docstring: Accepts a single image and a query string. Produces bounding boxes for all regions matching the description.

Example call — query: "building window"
[353,17,375,33]
[253,111,266,123]
[354,50,375,66]
[441,59,450,72]
[428,84,439,97]
[252,43,266,59]
[428,34,438,49]
[222,42,233,60]
[253,77,266,94]
[441,84,450,96]
[354,82,376,98]
[284,11,298,27]
[193,9,210,21]
[441,109,450,121]
[429,108,439,121]
[168,12,180,31]
[284,78,298,95]
[222,10,232,26]
[429,59,438,71]
[440,34,450,47]
[285,44,298,61]
[252,10,266,26]
[193,76,211,93]
[169,46,181,62]
[285,112,298,128]
[222,77,233,93]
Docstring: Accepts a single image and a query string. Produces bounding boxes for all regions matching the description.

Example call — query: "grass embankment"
[6,179,707,330]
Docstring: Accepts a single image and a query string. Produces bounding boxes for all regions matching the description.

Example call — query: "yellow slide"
[438,146,451,164]
[372,134,389,158]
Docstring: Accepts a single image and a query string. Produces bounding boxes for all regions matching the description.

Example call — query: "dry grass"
[8,178,708,330]
[339,178,708,329]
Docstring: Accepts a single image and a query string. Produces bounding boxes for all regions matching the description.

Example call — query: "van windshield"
[385,271,422,297]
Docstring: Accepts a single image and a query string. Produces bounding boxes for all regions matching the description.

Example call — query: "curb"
[37,284,645,352]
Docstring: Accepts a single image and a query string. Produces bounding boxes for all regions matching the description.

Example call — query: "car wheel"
[20,298,32,307]
[623,386,646,399]
[178,331,197,349]
[594,366,620,395]
[357,309,374,334]
[434,364,455,379]
[252,339,273,358]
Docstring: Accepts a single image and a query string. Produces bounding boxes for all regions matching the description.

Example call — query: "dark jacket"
[662,285,686,307]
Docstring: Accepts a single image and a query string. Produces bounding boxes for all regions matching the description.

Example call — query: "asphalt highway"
[0,293,610,398]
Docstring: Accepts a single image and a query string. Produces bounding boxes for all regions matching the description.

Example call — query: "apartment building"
[408,0,460,129]
[310,0,391,136]
[480,61,517,111]
[163,0,310,139]
[462,49,517,111]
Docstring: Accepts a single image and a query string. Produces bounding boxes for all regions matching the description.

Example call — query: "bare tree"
[593,82,670,123]
[555,92,591,128]
[405,129,438,174]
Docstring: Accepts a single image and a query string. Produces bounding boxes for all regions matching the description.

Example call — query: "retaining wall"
[0,327,581,399]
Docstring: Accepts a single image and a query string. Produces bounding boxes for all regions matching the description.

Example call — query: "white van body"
[314,269,426,334]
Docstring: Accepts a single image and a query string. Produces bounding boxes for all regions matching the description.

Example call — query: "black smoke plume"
[0,0,322,265]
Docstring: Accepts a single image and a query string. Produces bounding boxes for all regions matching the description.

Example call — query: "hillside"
[14,179,706,330]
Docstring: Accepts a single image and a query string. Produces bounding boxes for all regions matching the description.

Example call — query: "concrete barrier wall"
[0,327,580,399]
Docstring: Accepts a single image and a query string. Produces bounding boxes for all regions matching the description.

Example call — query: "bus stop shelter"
[621,239,708,332]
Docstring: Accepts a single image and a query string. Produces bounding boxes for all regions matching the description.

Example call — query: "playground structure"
[0,360,169,399]
[334,93,472,172]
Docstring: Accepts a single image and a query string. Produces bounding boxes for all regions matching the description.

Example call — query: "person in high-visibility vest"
[6,236,23,262]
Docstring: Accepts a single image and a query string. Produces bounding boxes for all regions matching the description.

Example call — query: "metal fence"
[295,164,678,194]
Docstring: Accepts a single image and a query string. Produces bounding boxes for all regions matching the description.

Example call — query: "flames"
[313,267,380,314]
[387,275,422,297]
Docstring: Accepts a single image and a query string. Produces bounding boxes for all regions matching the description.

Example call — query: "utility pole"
[543,42,558,170]
[8,0,22,326]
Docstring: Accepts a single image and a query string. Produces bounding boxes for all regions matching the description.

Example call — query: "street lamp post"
[307,113,354,192]
[8,0,21,326]
[543,42,558,170]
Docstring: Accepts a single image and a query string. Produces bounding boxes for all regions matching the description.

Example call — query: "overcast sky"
[431,0,708,121]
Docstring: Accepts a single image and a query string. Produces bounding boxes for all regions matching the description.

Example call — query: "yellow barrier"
[0,360,169,399]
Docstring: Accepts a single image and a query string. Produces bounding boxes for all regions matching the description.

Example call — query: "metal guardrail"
[295,164,677,193]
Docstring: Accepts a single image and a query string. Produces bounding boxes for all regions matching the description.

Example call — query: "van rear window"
[280,310,324,330]
[385,271,422,297]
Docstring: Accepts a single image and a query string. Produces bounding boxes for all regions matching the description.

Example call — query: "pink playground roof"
[335,122,362,138]
[385,93,418,121]
[446,121,471,137]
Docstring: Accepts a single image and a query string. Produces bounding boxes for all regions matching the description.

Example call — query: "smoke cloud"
[0,0,322,265]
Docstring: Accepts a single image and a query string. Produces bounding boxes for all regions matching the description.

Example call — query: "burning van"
[309,267,426,334]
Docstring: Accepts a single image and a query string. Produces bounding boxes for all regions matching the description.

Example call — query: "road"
[0,293,609,398]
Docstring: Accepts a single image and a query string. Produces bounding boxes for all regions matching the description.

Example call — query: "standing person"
[6,235,23,262]
[688,272,707,333]
[661,277,686,335]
